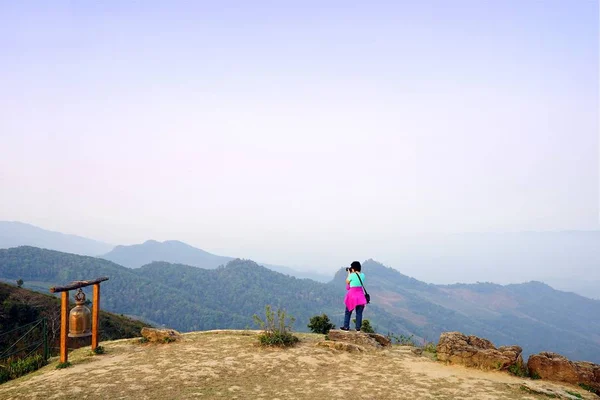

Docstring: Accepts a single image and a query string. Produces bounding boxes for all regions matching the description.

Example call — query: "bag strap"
[355,273,369,296]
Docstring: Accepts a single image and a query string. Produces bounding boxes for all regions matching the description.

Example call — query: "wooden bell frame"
[50,277,109,363]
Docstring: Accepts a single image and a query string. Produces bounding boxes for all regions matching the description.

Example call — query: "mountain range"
[0,221,113,256]
[2,221,598,299]
[1,246,599,363]
[100,239,330,281]
[0,221,330,282]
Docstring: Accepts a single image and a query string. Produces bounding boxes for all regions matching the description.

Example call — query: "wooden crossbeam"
[50,277,109,293]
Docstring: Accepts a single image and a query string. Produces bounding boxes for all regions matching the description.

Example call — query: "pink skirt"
[344,285,367,311]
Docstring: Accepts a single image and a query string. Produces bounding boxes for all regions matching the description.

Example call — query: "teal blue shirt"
[347,272,365,288]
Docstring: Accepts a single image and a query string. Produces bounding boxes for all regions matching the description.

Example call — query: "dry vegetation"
[0,330,594,400]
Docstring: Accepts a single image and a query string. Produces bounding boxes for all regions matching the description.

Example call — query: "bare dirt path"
[0,330,594,399]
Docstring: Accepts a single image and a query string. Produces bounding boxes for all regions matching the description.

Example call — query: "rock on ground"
[327,329,391,349]
[141,327,182,343]
[528,352,600,392]
[316,341,364,352]
[436,331,523,370]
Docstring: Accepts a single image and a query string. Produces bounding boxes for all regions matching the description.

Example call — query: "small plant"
[138,337,149,344]
[0,366,8,384]
[508,363,528,377]
[565,390,583,399]
[579,383,599,395]
[56,361,72,369]
[530,371,541,380]
[387,332,416,346]
[253,305,299,347]
[163,336,175,343]
[16,279,23,288]
[358,319,375,333]
[92,346,105,355]
[422,341,437,354]
[307,314,335,334]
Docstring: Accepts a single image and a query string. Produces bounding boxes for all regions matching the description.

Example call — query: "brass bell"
[68,288,92,338]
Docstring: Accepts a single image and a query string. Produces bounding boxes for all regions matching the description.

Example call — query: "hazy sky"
[1,1,598,271]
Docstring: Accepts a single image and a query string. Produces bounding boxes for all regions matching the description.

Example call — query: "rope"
[0,319,44,338]
[0,320,43,359]
[0,340,44,361]
[22,341,45,360]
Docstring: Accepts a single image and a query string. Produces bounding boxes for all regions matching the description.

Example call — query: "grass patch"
[578,383,599,396]
[55,361,72,369]
[565,390,583,399]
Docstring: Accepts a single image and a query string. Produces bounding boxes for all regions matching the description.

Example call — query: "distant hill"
[0,221,113,256]
[393,231,600,299]
[2,247,599,363]
[100,239,332,281]
[100,240,234,269]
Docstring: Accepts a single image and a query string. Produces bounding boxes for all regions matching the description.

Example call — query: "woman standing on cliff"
[341,261,368,331]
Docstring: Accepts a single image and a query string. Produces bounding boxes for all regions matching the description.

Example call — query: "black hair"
[351,261,362,272]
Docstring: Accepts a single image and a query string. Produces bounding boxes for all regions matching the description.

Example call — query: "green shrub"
[530,371,541,380]
[92,346,105,355]
[508,363,528,377]
[565,390,583,399]
[253,305,299,347]
[351,318,375,333]
[0,354,47,383]
[358,319,375,333]
[307,314,335,334]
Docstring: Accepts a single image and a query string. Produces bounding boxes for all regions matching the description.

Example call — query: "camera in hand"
[345,267,352,272]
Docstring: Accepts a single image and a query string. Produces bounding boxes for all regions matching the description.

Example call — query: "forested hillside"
[2,247,600,363]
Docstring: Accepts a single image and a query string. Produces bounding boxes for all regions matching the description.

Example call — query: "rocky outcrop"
[436,331,523,370]
[317,341,365,353]
[527,352,600,392]
[519,382,591,400]
[141,327,182,343]
[327,330,391,349]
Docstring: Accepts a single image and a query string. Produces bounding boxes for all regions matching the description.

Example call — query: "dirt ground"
[0,330,595,400]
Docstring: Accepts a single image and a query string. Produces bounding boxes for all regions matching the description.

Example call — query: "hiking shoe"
[340,327,350,331]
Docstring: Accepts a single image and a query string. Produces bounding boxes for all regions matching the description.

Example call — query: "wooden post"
[91,283,100,350]
[60,291,69,363]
